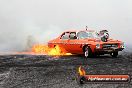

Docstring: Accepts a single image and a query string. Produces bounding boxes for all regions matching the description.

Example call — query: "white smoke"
[0,23,63,52]
[0,0,132,52]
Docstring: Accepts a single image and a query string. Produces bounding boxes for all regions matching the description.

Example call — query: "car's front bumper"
[94,48,124,54]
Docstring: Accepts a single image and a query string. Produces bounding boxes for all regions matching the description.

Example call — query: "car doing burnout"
[48,29,124,57]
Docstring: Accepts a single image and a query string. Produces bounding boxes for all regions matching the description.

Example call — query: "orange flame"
[32,44,72,55]
[78,66,86,76]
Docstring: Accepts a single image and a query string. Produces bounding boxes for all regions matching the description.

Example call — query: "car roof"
[64,29,95,33]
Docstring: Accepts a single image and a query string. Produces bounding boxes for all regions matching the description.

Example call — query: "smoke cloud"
[0,0,132,52]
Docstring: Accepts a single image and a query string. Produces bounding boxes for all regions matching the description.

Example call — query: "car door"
[59,32,70,51]
[68,32,82,53]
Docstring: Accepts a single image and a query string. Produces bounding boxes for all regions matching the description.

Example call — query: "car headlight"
[120,42,125,48]
[96,44,100,49]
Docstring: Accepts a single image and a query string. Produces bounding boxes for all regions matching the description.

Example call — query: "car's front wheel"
[84,46,92,58]
[110,52,118,57]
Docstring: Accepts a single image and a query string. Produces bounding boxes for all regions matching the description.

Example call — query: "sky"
[0,0,132,51]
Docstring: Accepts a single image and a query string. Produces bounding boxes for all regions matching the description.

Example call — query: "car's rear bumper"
[94,48,124,54]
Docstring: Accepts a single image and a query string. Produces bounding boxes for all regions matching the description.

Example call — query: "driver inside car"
[69,33,77,39]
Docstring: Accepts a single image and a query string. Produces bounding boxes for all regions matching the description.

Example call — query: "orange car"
[48,29,124,57]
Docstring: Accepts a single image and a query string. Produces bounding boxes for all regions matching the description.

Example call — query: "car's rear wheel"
[110,52,118,57]
[84,46,92,58]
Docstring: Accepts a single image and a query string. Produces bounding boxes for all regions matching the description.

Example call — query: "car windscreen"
[77,31,99,39]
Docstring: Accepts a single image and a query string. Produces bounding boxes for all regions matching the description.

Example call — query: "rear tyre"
[84,46,92,58]
[110,52,118,57]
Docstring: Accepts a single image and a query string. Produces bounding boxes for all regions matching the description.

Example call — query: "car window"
[69,32,77,39]
[61,33,69,39]
[77,31,89,39]
[77,31,99,39]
